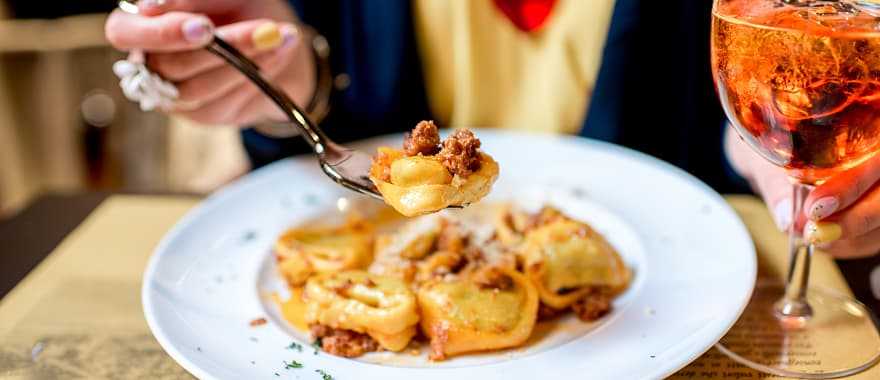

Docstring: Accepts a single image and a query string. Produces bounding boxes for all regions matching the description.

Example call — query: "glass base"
[716,282,880,379]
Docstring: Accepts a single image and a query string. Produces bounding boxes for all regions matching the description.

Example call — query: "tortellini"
[371,148,499,217]
[369,124,499,217]
[520,215,630,310]
[274,217,373,286]
[275,202,631,361]
[303,270,420,351]
[368,214,444,282]
[368,214,506,286]
[417,267,539,360]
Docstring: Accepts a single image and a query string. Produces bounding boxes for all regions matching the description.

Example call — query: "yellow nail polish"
[804,221,842,244]
[252,22,282,51]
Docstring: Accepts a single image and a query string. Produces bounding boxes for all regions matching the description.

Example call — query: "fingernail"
[773,198,793,231]
[809,196,839,220]
[182,18,213,45]
[252,22,283,51]
[279,25,300,50]
[804,221,842,245]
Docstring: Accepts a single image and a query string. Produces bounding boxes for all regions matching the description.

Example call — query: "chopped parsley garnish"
[312,339,322,355]
[316,369,333,380]
[283,360,303,369]
[287,342,303,352]
[274,373,280,377]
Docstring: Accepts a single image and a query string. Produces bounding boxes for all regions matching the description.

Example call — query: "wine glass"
[711,0,880,377]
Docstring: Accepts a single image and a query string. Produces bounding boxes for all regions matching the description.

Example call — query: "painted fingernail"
[773,198,793,231]
[804,221,842,245]
[253,22,283,51]
[809,196,839,220]
[182,18,213,45]
[279,25,300,50]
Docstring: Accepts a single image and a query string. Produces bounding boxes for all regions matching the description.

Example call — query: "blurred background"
[0,1,739,219]
[0,0,249,218]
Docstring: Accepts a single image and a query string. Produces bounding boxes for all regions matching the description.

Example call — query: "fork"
[118,1,383,200]
[204,40,467,208]
[207,37,385,201]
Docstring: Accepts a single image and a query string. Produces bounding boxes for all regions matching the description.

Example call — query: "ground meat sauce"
[438,129,482,177]
[373,149,397,182]
[571,290,612,322]
[524,207,565,232]
[310,324,380,358]
[473,267,513,290]
[403,120,441,156]
[537,303,565,321]
[437,221,468,254]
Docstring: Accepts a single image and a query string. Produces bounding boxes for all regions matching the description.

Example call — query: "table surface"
[1,193,880,379]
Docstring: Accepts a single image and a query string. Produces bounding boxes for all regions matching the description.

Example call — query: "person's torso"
[414,0,616,134]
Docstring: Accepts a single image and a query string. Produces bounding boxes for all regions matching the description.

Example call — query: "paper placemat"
[0,195,876,379]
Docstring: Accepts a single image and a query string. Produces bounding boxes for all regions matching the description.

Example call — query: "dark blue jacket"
[243,0,746,193]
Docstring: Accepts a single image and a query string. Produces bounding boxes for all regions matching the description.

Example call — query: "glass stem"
[774,182,815,320]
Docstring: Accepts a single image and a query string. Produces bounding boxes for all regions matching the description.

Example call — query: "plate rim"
[142,130,757,380]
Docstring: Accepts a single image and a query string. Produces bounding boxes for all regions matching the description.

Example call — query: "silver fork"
[207,37,384,201]
[204,41,465,208]
[216,34,474,211]
[118,1,383,200]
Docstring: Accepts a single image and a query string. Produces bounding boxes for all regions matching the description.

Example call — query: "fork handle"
[206,36,333,154]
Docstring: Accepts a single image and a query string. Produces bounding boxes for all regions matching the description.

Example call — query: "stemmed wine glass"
[712,0,880,377]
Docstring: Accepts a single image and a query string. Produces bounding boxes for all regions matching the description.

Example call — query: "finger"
[806,181,880,245]
[173,82,255,125]
[173,39,296,125]
[234,33,315,123]
[137,0,245,16]
[176,33,299,106]
[749,155,796,231]
[138,0,196,16]
[804,154,880,221]
[817,228,880,259]
[147,21,297,81]
[106,10,213,51]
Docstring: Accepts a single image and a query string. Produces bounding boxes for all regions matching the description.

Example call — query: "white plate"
[143,130,756,380]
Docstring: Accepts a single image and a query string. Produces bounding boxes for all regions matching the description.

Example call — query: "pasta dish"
[273,202,631,360]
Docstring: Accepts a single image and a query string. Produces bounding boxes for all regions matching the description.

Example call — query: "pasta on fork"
[369,121,499,217]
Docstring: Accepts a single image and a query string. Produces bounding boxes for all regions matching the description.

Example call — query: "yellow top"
[413,0,617,134]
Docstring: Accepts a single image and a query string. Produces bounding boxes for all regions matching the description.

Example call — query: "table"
[1,194,879,379]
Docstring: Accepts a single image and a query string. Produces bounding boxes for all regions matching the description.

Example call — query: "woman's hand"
[105,0,315,125]
[801,155,880,258]
[726,125,880,258]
